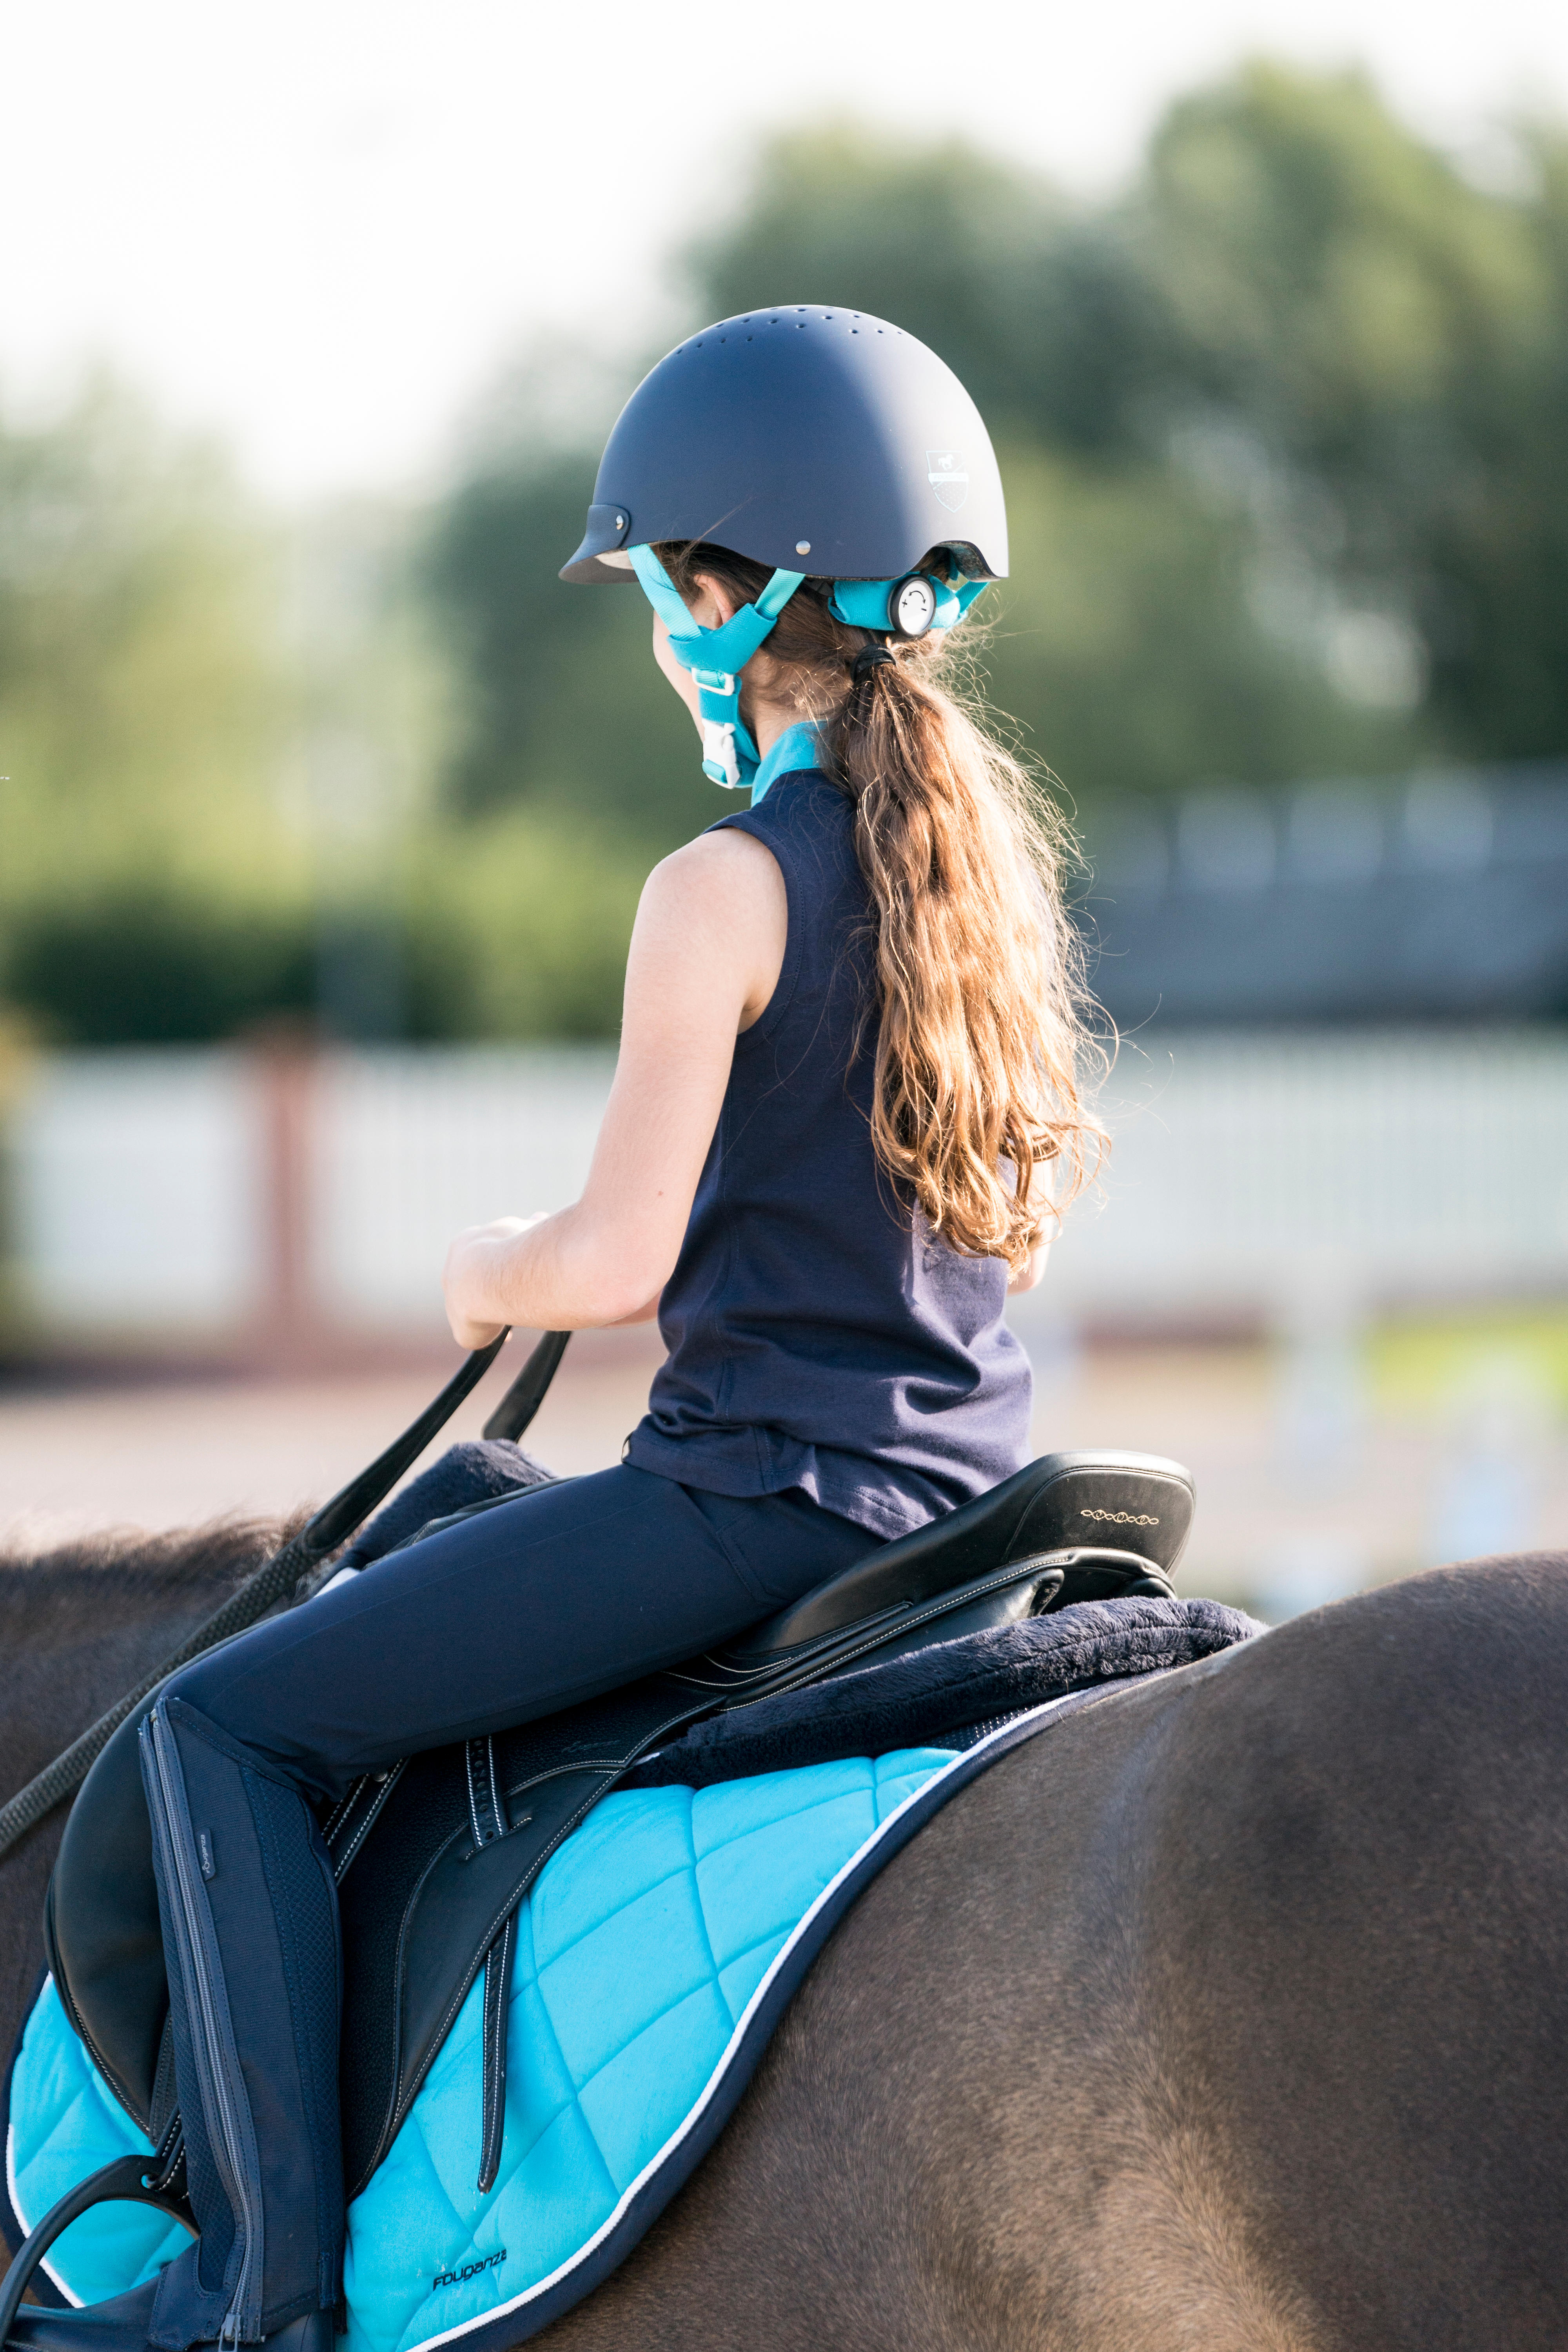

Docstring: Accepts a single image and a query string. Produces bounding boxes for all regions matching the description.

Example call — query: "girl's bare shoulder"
[642,825,785,928]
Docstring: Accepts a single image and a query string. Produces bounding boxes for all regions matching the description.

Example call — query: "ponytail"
[654,542,1105,1272]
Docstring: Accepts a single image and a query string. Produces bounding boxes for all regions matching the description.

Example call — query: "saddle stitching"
[464,1739,506,1853]
[327,1762,406,1884]
[476,1915,515,2196]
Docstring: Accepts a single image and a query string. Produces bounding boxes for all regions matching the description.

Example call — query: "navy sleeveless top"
[625,757,1033,1540]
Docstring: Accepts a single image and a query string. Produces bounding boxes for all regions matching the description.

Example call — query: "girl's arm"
[441,827,787,1347]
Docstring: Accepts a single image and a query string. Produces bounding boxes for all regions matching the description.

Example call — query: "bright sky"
[2,0,1563,499]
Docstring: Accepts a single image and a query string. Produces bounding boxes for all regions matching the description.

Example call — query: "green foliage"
[413,812,643,1037]
[687,122,1160,456]
[7,886,314,1046]
[423,456,719,846]
[7,62,1568,1047]
[1133,63,1568,759]
[0,377,292,900]
[3,820,644,1048]
[0,386,643,1044]
[982,447,1414,801]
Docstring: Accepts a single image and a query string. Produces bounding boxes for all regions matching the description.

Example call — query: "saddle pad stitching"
[528,1769,890,1984]
[530,1778,877,1977]
[532,1843,739,2087]
[365,1754,961,2340]
[482,1899,615,2201]
[681,1919,796,2000]
[552,1980,730,2143]
[410,1724,1033,2349]
[397,2114,478,2248]
[437,1763,942,2203]
[404,2074,555,2247]
[688,1778,888,1866]
[525,1853,699,1978]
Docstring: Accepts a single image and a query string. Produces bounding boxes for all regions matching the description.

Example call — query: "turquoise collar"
[750,722,824,804]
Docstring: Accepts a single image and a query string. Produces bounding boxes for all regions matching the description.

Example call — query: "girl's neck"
[749,691,841,760]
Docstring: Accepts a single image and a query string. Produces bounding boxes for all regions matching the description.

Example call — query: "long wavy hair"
[654,541,1106,1273]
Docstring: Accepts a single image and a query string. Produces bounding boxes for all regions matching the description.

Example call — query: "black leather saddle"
[42,1448,1193,2215]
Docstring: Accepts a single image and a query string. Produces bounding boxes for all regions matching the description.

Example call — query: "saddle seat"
[719,1445,1194,1672]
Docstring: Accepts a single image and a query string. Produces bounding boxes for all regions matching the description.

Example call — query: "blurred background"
[4,0,1568,1617]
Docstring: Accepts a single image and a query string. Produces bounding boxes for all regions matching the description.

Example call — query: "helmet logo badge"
[927,451,969,512]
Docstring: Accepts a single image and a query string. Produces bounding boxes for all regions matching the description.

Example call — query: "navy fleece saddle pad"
[4,1599,1257,2352]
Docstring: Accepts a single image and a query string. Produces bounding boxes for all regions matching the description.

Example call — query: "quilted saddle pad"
[7,1742,985,2352]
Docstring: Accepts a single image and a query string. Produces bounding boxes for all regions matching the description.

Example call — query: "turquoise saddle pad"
[7,1746,958,2352]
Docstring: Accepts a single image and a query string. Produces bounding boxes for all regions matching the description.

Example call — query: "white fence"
[6,1033,1568,1339]
[1046,1031,1568,1324]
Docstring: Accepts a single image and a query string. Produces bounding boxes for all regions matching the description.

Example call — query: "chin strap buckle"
[692,669,751,789]
[700,718,744,788]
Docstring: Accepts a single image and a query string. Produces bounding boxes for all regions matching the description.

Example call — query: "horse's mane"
[0,1510,305,1632]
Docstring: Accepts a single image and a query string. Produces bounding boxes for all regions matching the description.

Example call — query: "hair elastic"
[851,643,896,682]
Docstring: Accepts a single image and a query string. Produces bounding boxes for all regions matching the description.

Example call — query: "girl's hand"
[442,1215,548,1349]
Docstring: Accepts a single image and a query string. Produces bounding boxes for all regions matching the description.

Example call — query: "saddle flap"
[45,1694,165,2132]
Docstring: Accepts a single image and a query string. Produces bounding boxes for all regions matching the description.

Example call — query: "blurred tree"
[688,121,1162,456]
[424,447,720,843]
[0,376,294,904]
[982,448,1416,803]
[1134,63,1568,758]
[0,379,649,1043]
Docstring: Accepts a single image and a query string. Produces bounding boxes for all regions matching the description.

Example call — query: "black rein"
[0,1328,571,1861]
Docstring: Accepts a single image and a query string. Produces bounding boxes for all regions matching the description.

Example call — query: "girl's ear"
[690,573,740,628]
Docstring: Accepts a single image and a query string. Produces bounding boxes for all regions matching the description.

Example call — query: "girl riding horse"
[16,310,1100,2352]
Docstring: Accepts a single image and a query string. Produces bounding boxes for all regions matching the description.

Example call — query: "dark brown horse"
[5,1524,1568,2349]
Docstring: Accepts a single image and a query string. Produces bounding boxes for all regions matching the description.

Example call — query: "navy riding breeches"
[139,1463,875,2346]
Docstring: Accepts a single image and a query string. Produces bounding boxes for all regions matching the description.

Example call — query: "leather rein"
[0,1330,571,1863]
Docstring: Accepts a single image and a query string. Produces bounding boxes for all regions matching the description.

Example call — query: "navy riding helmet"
[561,306,1008,789]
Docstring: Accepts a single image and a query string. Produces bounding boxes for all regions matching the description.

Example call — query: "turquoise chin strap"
[629,544,991,791]
[630,545,805,789]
